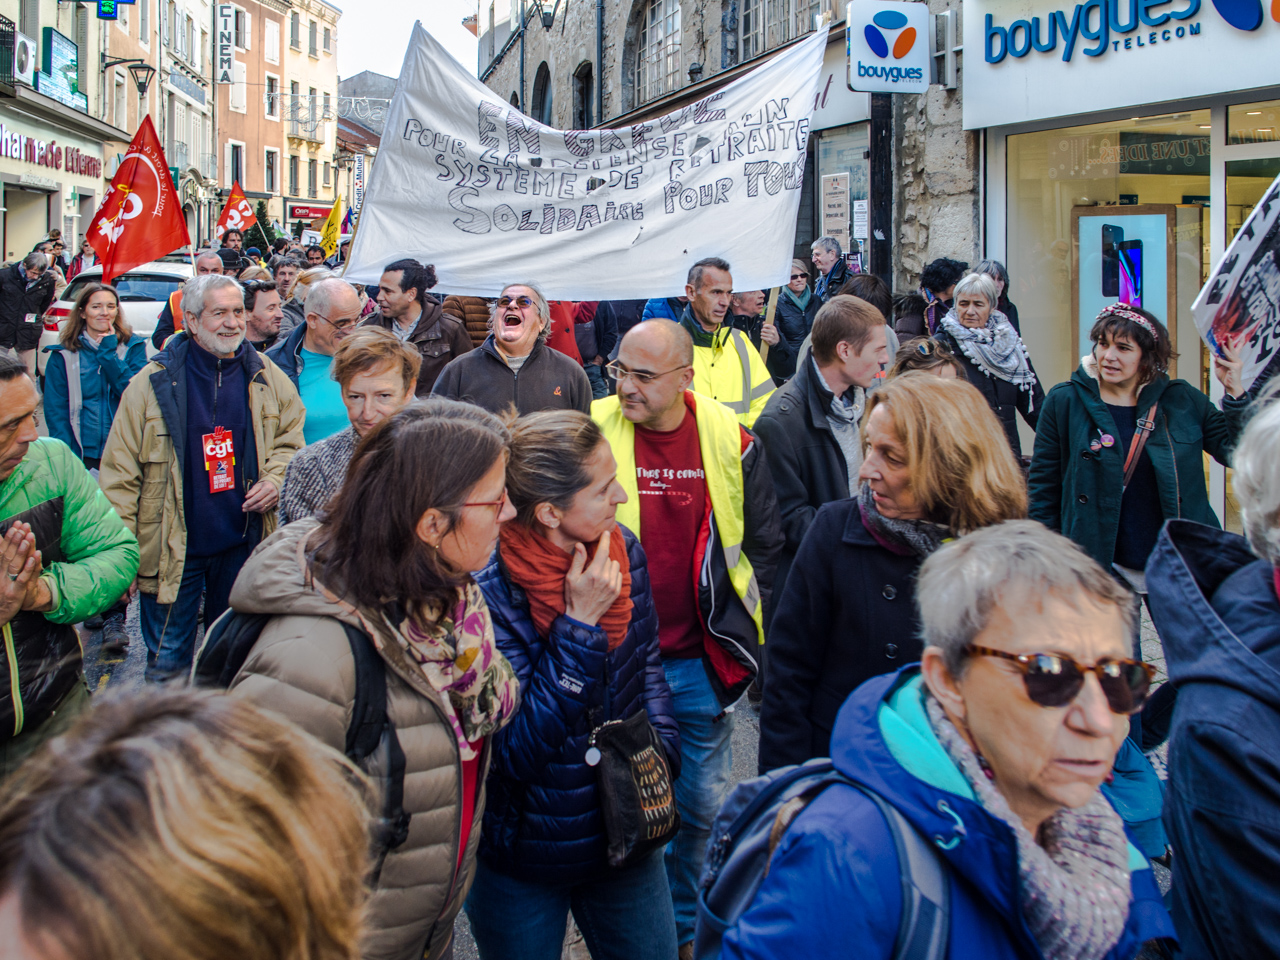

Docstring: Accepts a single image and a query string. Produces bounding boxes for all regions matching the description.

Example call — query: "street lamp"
[535,0,563,29]
[102,57,158,96]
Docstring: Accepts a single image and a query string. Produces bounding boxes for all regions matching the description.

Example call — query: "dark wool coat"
[934,325,1044,458]
[474,527,680,883]
[758,500,923,772]
[1028,364,1246,569]
[1147,520,1280,960]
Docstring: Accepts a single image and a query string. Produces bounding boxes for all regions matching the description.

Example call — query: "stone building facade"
[475,0,980,296]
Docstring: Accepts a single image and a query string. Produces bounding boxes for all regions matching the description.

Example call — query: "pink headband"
[1097,302,1158,341]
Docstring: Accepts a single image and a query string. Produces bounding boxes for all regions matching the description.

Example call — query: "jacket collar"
[679,305,729,349]
[1073,357,1169,412]
[367,300,445,342]
[480,333,542,368]
[1147,520,1280,707]
[840,499,881,547]
[793,357,835,435]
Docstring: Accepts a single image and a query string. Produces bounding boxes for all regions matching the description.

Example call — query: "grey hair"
[952,272,1001,306]
[22,252,47,272]
[194,251,225,271]
[490,282,552,343]
[812,236,842,258]
[305,277,360,320]
[917,520,1135,676]
[1232,384,1280,565]
[182,274,243,320]
[687,257,731,292]
[973,259,1010,288]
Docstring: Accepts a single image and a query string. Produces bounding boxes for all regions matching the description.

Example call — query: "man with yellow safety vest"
[678,257,776,428]
[593,318,782,957]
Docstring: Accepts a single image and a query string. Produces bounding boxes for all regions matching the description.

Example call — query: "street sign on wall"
[846,0,931,95]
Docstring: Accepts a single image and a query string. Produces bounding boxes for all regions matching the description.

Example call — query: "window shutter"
[232,60,247,111]
[244,11,251,50]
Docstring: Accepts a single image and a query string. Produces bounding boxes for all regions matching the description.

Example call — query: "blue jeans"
[662,656,735,946]
[139,543,252,683]
[583,362,610,400]
[464,851,677,960]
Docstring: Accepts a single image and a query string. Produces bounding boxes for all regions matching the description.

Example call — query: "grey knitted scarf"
[857,483,949,557]
[926,696,1132,960]
[940,308,1038,406]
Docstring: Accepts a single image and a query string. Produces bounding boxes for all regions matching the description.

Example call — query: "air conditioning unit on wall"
[12,33,37,87]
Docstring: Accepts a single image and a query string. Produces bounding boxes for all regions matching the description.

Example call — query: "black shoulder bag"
[586,667,681,869]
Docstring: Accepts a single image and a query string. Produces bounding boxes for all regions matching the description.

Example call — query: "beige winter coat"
[227,519,484,960]
[98,334,305,604]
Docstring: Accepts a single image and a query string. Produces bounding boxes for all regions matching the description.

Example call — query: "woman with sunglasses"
[227,400,520,960]
[771,260,819,381]
[723,520,1175,960]
[465,409,680,960]
[759,375,1027,772]
[433,282,592,416]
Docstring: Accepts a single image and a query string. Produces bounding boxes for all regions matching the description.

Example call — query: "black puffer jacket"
[0,262,57,349]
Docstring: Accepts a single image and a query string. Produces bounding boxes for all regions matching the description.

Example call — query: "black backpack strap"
[853,785,950,960]
[192,610,274,688]
[341,624,411,883]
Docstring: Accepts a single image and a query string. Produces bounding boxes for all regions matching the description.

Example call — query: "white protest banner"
[1193,172,1280,392]
[343,23,829,298]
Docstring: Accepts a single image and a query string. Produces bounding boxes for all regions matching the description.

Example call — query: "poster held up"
[1193,172,1280,393]
[343,23,830,299]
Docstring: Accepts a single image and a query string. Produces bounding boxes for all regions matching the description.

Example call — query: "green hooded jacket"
[1028,361,1247,569]
[0,438,138,738]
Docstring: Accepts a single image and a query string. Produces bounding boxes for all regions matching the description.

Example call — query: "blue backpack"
[694,758,949,960]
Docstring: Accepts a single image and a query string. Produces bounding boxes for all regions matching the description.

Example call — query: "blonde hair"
[59,282,132,350]
[239,265,272,282]
[863,373,1027,533]
[0,687,371,960]
[331,326,422,392]
[291,265,333,301]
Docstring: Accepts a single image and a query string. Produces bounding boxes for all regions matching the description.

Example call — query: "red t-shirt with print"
[634,407,708,659]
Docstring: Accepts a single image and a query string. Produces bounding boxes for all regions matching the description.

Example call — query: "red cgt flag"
[86,115,190,285]
[215,181,258,240]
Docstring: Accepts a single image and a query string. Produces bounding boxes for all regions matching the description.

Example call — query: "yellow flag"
[320,194,343,257]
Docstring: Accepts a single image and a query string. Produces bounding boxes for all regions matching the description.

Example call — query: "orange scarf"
[499,522,633,651]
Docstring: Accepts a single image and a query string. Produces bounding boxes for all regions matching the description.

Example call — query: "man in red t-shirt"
[593,319,782,955]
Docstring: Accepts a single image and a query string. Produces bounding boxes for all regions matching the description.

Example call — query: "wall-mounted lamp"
[535,0,564,29]
[103,57,158,96]
[688,62,703,82]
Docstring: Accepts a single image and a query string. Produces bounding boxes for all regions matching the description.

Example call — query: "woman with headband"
[1029,302,1246,762]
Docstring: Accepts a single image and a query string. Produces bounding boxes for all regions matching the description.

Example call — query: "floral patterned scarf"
[396,583,520,761]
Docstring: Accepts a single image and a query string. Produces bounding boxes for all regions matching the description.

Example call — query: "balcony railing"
[288,118,326,143]
[0,17,15,87]
[169,140,189,170]
[199,153,217,179]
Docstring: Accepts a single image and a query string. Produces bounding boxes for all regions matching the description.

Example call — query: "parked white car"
[37,258,194,377]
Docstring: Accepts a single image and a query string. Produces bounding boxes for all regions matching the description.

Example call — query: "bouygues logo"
[985,0,1278,64]
[847,0,930,94]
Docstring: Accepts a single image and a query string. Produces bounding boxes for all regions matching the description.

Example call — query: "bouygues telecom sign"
[962,0,1279,128]
[846,0,931,94]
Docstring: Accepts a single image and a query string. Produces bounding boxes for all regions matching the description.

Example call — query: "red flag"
[86,115,190,285]
[215,181,258,239]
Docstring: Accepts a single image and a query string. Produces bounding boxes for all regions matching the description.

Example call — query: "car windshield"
[64,273,185,304]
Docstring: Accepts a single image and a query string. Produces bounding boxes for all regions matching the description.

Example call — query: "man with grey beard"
[100,274,305,682]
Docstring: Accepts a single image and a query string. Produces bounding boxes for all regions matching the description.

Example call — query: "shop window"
[635,0,680,104]
[1005,110,1212,393]
[531,62,552,125]
[816,123,870,263]
[1229,99,1280,145]
[573,62,593,129]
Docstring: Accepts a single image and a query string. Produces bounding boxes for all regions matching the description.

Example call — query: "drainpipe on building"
[596,0,604,124]
[519,0,526,112]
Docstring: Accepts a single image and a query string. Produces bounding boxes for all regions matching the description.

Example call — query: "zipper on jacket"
[4,622,23,737]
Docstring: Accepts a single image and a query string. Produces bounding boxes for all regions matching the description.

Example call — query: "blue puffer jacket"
[474,525,681,884]
[722,666,1175,960]
[43,334,148,460]
[1146,519,1280,960]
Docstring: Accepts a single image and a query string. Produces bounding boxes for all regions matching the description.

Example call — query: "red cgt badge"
[202,426,236,494]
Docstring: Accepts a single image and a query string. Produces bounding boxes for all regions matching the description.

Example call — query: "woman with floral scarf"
[227,399,521,960]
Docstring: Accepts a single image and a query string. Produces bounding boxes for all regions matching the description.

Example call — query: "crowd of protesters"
[0,226,1276,960]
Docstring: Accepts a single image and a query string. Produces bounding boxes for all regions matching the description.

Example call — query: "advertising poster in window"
[1072,206,1176,362]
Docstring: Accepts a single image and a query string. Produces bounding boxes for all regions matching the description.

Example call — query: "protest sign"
[1193,171,1280,392]
[343,22,829,298]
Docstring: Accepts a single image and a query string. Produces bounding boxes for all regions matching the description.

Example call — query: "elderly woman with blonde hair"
[759,373,1027,771]
[0,687,371,960]
[278,264,334,336]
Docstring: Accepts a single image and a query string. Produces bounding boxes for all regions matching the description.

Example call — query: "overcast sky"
[338,0,479,82]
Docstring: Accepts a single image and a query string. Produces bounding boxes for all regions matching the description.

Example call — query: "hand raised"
[0,524,38,626]
[1214,335,1245,399]
[564,529,623,627]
